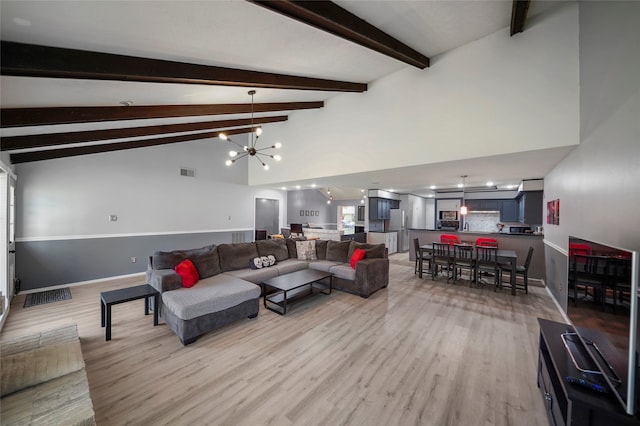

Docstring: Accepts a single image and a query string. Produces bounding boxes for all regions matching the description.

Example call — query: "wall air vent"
[179,167,195,178]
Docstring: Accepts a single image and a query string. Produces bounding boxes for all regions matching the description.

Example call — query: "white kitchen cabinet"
[369,232,398,254]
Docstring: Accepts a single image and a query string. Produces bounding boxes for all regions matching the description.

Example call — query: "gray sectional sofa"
[146,239,389,345]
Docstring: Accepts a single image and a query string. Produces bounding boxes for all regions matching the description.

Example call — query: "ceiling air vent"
[179,167,195,178]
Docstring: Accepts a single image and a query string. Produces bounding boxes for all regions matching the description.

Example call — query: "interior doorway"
[255,198,280,236]
[338,205,356,234]
[0,166,16,329]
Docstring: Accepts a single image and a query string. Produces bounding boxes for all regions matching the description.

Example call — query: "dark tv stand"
[537,318,639,425]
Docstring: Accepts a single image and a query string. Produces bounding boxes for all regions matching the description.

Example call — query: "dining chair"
[413,238,432,276]
[569,253,608,309]
[281,228,291,238]
[475,246,499,289]
[500,246,534,294]
[606,256,632,314]
[431,242,453,282]
[453,244,475,285]
[440,234,460,245]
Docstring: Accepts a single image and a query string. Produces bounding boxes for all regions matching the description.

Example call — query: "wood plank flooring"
[1,253,564,425]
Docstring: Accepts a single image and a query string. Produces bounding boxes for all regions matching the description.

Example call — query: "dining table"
[418,243,519,295]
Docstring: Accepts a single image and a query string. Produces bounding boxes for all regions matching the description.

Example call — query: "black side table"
[100,284,159,341]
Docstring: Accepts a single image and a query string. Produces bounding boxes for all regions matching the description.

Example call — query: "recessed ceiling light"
[281,186,286,190]
[428,194,434,198]
[429,185,436,190]
[457,183,463,188]
[295,185,301,190]
[311,183,316,188]
[486,181,494,186]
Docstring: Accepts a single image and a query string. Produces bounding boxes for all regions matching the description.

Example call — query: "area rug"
[24,288,72,308]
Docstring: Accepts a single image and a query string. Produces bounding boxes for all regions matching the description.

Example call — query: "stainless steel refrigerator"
[389,209,409,252]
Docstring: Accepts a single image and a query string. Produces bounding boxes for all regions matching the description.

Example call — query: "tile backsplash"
[464,212,500,232]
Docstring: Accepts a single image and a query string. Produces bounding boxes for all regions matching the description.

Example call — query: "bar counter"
[408,229,545,281]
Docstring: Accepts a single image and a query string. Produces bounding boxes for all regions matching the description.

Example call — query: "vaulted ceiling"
[1,0,568,198]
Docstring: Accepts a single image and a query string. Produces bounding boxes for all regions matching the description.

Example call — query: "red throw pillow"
[350,248,366,269]
[175,259,199,288]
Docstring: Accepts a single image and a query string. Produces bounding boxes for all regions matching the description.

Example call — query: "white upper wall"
[543,1,640,253]
[250,2,580,185]
[15,138,287,239]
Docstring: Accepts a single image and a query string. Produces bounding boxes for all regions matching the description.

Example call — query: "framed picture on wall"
[547,199,560,225]
[310,211,315,216]
[315,210,319,216]
[300,210,304,217]
[305,210,310,216]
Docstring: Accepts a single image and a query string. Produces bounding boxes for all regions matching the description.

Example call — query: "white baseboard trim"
[542,278,570,324]
[19,272,146,294]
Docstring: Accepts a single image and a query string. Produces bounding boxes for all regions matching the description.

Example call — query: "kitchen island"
[408,229,545,281]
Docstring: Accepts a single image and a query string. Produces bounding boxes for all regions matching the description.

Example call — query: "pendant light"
[460,175,468,215]
[218,90,281,170]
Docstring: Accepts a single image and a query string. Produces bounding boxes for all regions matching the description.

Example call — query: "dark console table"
[537,318,639,425]
[101,284,159,341]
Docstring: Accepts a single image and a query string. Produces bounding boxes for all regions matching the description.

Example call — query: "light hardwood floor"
[1,253,564,425]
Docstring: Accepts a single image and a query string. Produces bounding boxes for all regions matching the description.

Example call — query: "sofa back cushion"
[315,240,328,260]
[256,239,289,262]
[217,243,260,272]
[347,242,386,260]
[152,244,221,278]
[326,240,352,263]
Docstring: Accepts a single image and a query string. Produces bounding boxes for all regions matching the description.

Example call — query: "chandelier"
[218,90,281,170]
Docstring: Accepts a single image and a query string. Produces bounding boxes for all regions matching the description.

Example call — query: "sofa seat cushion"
[0,369,95,426]
[217,243,260,272]
[225,267,278,284]
[308,260,342,273]
[330,264,357,281]
[274,259,309,275]
[162,275,261,321]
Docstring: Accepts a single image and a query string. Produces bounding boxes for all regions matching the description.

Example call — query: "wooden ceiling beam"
[510,0,531,36]
[10,127,254,164]
[250,1,430,69]
[1,115,288,151]
[1,41,367,93]
[1,102,322,128]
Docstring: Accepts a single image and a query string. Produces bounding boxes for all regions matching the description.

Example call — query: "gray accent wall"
[543,1,640,311]
[16,231,251,291]
[286,189,331,227]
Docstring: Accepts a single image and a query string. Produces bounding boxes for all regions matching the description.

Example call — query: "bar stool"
[476,237,498,248]
[440,234,460,245]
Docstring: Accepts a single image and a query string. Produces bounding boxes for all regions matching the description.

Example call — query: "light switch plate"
[109,215,118,222]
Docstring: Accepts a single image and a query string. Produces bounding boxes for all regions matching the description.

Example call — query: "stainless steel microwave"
[440,211,458,220]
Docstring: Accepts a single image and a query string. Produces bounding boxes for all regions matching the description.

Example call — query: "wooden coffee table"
[262,269,332,315]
